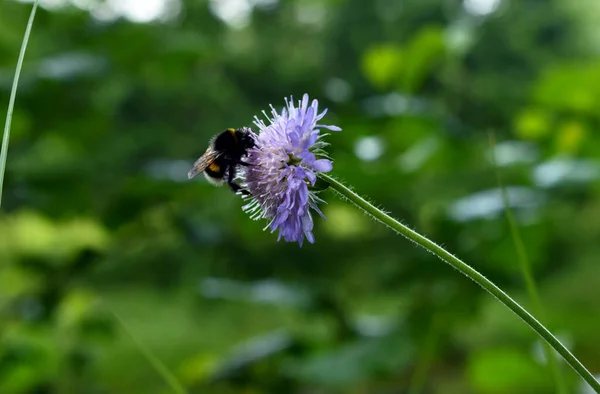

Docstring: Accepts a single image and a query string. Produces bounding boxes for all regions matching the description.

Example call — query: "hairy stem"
[319,172,599,393]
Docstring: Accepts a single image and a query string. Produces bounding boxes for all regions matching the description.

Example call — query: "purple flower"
[241,94,341,246]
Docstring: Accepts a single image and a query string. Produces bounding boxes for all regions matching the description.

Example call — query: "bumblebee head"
[239,127,256,149]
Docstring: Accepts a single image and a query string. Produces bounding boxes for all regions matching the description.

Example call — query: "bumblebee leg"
[227,166,250,195]
[237,161,252,167]
[228,182,247,194]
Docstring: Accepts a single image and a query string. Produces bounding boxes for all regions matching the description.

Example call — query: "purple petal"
[317,124,342,131]
[298,183,309,205]
[315,108,327,121]
[312,159,332,172]
[279,193,292,209]
[294,166,306,180]
[272,210,289,228]
[302,106,315,133]
[298,150,316,165]
[310,98,319,113]
[305,169,316,185]
[288,131,300,147]
[304,131,319,149]
[302,214,315,243]
[301,94,309,112]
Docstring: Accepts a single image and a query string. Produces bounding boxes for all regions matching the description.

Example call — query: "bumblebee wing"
[188,148,223,179]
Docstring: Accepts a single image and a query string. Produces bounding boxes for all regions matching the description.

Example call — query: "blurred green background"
[1,0,600,393]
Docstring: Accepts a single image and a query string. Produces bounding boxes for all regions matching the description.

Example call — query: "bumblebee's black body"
[188,128,255,194]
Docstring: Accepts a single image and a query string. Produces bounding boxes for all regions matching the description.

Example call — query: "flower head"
[241,94,341,246]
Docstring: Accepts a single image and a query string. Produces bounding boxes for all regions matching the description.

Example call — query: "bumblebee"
[187,127,255,194]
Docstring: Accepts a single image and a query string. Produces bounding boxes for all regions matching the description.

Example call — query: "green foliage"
[1,0,600,393]
[467,347,552,394]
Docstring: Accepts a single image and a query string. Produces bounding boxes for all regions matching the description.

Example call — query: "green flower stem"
[0,0,39,208]
[318,172,600,393]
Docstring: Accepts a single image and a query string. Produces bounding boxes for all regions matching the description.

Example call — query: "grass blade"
[0,0,39,208]
[407,315,441,394]
[109,308,188,394]
[488,132,567,394]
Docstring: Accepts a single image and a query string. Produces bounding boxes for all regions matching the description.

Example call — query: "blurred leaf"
[361,44,404,89]
[0,327,61,393]
[11,133,82,176]
[8,211,109,266]
[533,63,600,114]
[467,348,551,394]
[554,120,586,154]
[179,353,218,386]
[402,25,445,92]
[292,333,413,388]
[322,203,371,240]
[514,108,552,140]
[56,289,96,329]
[0,266,41,300]
[10,211,57,259]
[0,364,39,393]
